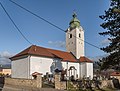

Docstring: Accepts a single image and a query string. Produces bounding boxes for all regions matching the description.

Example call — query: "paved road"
[0,84,65,91]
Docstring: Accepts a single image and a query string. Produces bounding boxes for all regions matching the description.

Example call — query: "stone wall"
[54,74,66,90]
[60,81,66,90]
[100,79,120,89]
[4,75,42,88]
[55,73,120,90]
[100,80,114,88]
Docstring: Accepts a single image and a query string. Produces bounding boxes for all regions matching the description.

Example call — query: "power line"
[9,0,64,33]
[9,0,101,50]
[0,2,32,45]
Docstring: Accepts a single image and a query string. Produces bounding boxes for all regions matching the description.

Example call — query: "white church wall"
[86,63,93,79]
[30,56,62,77]
[80,62,93,79]
[80,62,86,78]
[11,56,29,78]
[30,56,53,76]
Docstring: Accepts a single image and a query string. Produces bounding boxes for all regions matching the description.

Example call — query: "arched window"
[69,34,72,38]
[68,66,77,79]
[79,33,81,38]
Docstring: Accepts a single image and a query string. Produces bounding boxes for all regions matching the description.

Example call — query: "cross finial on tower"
[69,11,80,29]
[73,11,77,18]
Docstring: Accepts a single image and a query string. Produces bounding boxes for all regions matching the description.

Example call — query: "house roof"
[110,72,120,76]
[10,45,93,63]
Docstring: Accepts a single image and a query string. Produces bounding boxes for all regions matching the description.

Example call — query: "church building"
[10,13,93,79]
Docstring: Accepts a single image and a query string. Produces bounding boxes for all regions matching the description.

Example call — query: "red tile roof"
[47,48,76,62]
[32,72,42,75]
[110,72,120,76]
[10,45,93,63]
[10,45,58,59]
[79,56,93,63]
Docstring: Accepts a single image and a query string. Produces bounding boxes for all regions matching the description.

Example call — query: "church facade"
[10,13,93,79]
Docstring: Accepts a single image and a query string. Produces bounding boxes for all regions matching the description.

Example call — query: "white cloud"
[101,39,110,46]
[0,58,11,65]
[0,51,13,58]
[0,51,13,65]
[48,41,65,48]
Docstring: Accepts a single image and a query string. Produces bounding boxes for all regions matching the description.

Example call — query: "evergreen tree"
[98,0,120,71]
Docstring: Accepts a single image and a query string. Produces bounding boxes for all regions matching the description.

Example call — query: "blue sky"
[0,0,110,63]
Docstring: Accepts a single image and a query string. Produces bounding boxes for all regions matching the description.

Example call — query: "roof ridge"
[32,45,60,58]
[79,56,93,63]
[46,47,69,53]
[10,45,33,59]
[28,45,35,53]
[31,45,69,54]
[70,52,77,59]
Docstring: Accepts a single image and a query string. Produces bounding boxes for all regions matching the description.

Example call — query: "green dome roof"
[69,12,80,29]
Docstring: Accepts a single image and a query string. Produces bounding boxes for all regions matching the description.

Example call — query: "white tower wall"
[66,26,84,59]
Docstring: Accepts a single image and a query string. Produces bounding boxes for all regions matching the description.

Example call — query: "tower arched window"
[69,34,72,38]
[79,33,81,38]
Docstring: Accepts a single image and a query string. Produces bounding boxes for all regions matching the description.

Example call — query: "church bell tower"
[66,13,84,59]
